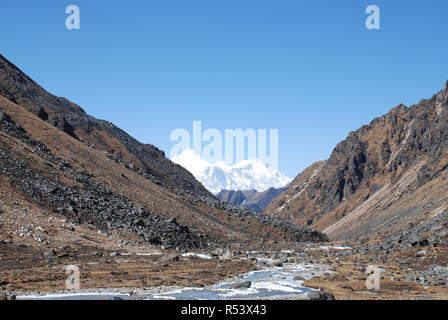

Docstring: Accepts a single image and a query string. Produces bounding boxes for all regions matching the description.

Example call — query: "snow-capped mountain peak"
[172,149,292,194]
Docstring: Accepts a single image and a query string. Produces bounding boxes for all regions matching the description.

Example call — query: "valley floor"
[1,236,447,300]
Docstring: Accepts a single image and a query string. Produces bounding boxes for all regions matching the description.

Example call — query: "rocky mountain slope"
[0,55,211,200]
[265,81,448,244]
[0,54,328,252]
[217,187,287,213]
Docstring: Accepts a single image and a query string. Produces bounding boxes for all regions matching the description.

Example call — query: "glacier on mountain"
[172,149,292,194]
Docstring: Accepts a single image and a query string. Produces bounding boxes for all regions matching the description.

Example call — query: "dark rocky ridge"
[217,190,257,208]
[217,187,287,213]
[0,54,212,200]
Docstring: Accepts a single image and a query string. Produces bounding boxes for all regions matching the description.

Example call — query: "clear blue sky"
[1,0,447,177]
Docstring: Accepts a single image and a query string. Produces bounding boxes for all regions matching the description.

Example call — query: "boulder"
[160,254,180,262]
[230,281,252,289]
[307,290,335,300]
[415,250,427,257]
[44,249,56,256]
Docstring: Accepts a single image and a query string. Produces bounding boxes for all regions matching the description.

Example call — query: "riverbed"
[16,249,335,300]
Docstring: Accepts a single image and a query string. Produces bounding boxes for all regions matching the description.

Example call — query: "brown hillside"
[265,81,448,241]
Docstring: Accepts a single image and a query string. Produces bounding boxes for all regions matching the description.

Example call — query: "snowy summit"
[172,149,292,194]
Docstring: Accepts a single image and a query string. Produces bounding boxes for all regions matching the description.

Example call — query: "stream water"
[17,259,331,300]
[147,262,326,300]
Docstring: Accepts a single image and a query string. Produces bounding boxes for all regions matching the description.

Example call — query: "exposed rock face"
[0,54,329,248]
[265,81,448,240]
[217,187,287,213]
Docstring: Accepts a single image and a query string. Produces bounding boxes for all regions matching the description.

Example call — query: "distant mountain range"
[217,187,287,213]
[172,149,292,194]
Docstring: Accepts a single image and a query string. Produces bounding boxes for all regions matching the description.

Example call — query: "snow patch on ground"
[181,252,212,259]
